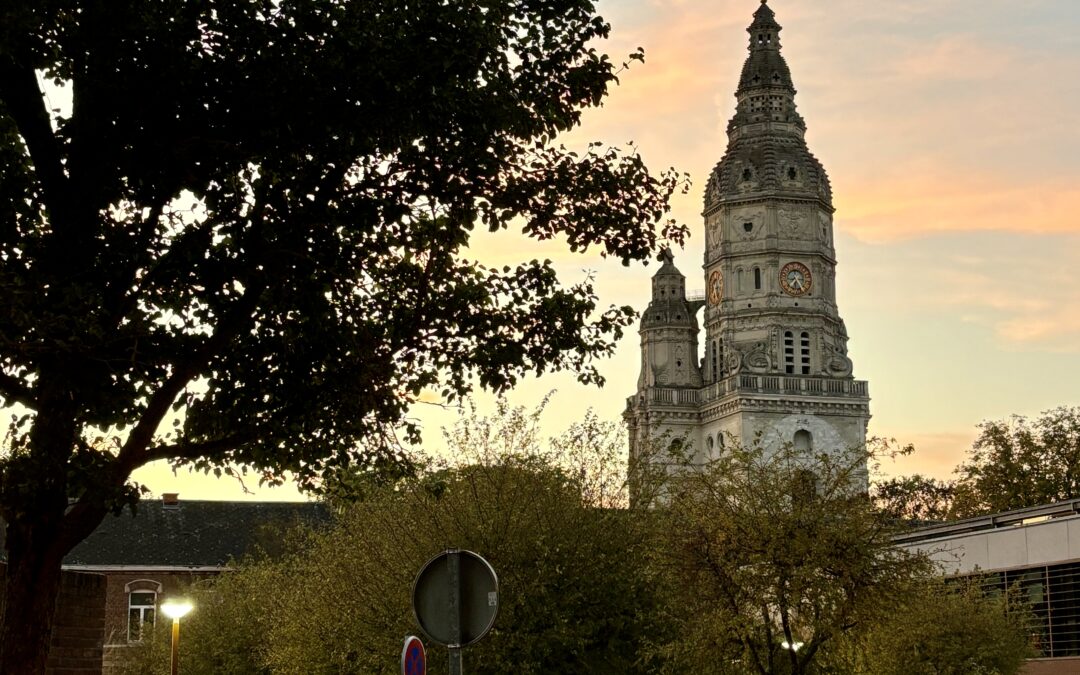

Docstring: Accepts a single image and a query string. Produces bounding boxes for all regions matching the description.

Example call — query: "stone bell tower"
[626,0,870,471]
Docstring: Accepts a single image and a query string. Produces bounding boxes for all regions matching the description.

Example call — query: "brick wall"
[0,562,107,675]
[100,570,218,674]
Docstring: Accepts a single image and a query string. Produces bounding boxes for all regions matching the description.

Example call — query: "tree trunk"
[0,387,86,674]
[0,518,68,674]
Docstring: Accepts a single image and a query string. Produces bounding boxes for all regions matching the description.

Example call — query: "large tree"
[880,407,1080,522]
[951,406,1080,517]
[0,0,686,669]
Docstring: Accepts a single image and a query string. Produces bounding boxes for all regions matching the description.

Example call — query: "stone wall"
[0,562,107,675]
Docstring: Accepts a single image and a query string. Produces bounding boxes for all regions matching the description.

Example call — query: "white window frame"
[125,579,162,642]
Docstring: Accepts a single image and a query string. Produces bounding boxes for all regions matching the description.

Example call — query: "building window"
[794,430,813,453]
[736,268,744,292]
[717,339,725,379]
[128,591,156,641]
[753,267,762,290]
[800,332,811,375]
[784,331,794,374]
[707,435,715,453]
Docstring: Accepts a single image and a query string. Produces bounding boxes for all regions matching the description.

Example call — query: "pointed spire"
[704,0,832,208]
[740,0,789,93]
[749,0,781,50]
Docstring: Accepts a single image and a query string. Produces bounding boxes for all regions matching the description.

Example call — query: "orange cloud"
[837,168,1080,242]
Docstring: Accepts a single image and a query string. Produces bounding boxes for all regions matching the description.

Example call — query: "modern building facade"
[898,500,1080,673]
[625,0,870,469]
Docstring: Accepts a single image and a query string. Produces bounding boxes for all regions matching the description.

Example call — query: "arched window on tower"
[736,268,744,292]
[800,331,811,375]
[783,331,794,375]
[794,430,813,453]
[753,267,762,290]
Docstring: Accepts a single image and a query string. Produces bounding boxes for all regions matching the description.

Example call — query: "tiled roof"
[60,499,330,568]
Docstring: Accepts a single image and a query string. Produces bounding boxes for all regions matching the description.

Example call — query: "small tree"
[655,442,933,675]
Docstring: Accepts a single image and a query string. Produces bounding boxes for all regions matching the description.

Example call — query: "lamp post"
[159,600,193,675]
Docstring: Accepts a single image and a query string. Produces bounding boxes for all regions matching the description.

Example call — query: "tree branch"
[115,275,267,472]
[140,433,255,467]
[0,59,68,222]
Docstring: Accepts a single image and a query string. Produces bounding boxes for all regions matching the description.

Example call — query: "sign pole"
[447,550,463,675]
[411,548,497,675]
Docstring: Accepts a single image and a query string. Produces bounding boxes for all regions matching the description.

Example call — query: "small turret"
[637,251,705,389]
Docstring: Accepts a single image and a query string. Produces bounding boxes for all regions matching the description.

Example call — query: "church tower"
[626,0,870,470]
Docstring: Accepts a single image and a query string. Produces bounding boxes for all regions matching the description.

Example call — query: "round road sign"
[412,549,498,647]
[401,635,426,675]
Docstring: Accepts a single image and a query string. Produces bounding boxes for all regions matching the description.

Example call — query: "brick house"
[59,495,328,671]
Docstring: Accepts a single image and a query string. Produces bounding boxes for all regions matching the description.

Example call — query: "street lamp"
[160,600,193,675]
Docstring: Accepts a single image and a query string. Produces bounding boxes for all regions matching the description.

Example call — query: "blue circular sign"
[401,635,426,675]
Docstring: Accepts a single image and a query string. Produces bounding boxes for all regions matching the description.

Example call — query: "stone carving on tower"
[625,0,871,481]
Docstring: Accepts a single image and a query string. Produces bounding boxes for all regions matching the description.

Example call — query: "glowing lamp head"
[160,600,193,620]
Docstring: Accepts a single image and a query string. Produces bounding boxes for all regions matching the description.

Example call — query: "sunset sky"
[139,0,1080,499]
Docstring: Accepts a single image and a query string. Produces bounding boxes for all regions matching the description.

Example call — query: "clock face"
[707,269,724,306]
[779,262,812,296]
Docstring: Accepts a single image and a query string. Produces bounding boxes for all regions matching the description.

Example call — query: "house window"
[128,591,156,641]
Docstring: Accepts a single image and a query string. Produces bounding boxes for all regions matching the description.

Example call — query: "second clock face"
[780,262,812,296]
[708,269,724,306]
